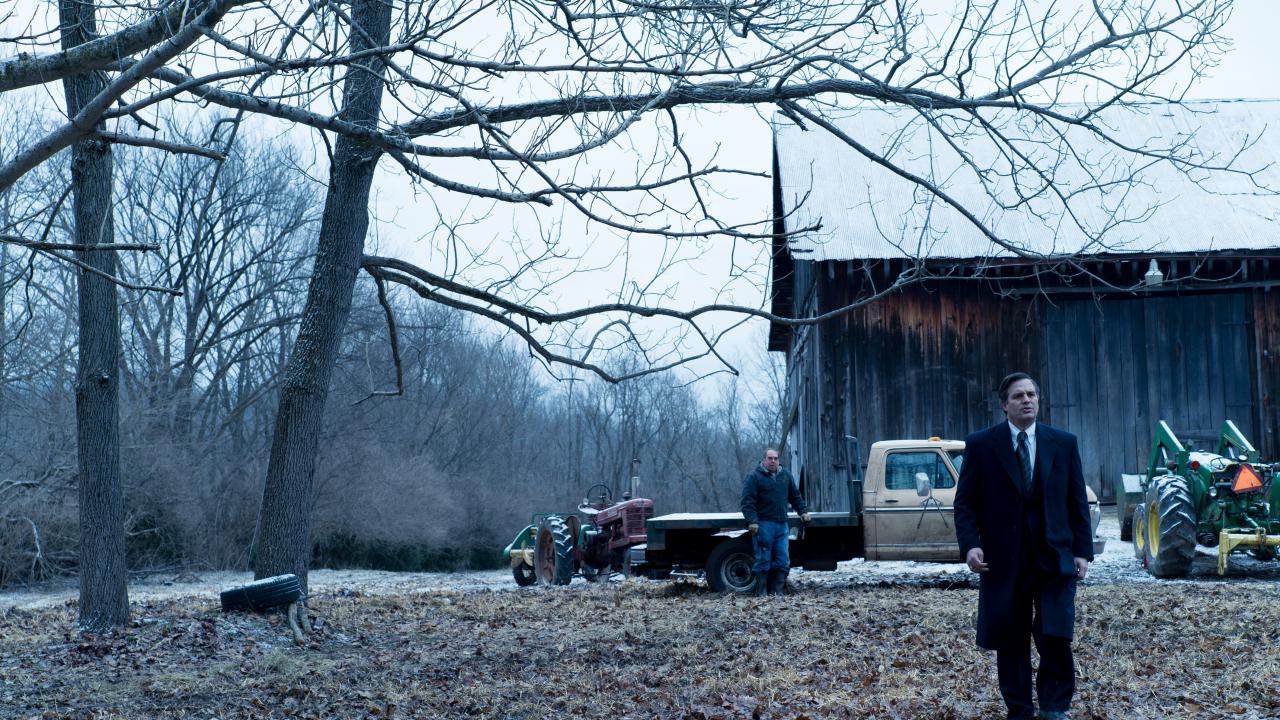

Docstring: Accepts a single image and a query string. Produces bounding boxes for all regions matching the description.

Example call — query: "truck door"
[866,449,960,561]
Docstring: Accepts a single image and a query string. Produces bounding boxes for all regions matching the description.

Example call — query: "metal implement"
[1129,419,1280,577]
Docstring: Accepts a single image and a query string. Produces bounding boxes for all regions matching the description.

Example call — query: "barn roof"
[773,99,1280,262]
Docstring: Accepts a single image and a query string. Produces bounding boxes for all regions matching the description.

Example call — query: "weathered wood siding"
[1041,294,1255,500]
[1250,289,1280,454]
[785,267,1280,509]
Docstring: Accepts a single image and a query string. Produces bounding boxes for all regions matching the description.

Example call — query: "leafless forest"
[0,115,781,587]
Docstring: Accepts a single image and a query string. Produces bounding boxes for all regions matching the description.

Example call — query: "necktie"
[1016,430,1033,493]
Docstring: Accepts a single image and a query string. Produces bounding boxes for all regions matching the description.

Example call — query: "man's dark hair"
[998,372,1040,403]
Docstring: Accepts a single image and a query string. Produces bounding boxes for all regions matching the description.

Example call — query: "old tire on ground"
[1131,503,1148,565]
[512,562,537,586]
[220,574,303,612]
[536,516,575,586]
[1146,475,1196,578]
[705,538,755,593]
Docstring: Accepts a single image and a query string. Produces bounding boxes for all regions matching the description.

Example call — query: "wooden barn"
[768,100,1280,508]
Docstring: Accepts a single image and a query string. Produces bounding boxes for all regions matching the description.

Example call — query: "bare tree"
[253,0,395,586]
[60,0,130,631]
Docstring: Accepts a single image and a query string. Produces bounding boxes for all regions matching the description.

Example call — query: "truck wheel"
[536,516,575,586]
[1146,475,1196,578]
[705,538,755,593]
[512,562,537,586]
[1131,503,1148,565]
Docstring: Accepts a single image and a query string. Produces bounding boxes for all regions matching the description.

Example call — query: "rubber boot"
[752,572,768,597]
[768,569,788,596]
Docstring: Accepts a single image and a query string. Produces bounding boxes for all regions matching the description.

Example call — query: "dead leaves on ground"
[1,582,1279,718]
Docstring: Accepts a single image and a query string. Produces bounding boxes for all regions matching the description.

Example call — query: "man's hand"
[748,523,759,535]
[1074,557,1089,581]
[800,513,811,524]
[965,548,988,573]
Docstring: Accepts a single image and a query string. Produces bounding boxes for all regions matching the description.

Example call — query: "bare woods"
[0,129,779,588]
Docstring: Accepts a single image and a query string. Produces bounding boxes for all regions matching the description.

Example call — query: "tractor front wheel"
[1131,502,1148,565]
[706,538,755,593]
[581,563,606,583]
[536,516,576,586]
[512,561,537,586]
[1146,475,1196,578]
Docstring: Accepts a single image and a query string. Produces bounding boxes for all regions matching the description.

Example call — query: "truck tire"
[705,538,755,593]
[1131,503,1148,565]
[1146,475,1196,578]
[220,574,303,612]
[536,516,575,586]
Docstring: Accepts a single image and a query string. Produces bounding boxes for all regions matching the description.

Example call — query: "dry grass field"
[3,577,1279,719]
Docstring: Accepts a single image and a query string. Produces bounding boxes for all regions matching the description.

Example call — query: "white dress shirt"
[1008,420,1037,468]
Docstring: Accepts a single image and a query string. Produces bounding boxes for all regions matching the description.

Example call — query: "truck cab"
[862,439,966,561]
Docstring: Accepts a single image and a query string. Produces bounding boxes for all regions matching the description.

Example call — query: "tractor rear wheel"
[1131,503,1148,565]
[536,516,576,586]
[706,538,755,593]
[1146,475,1196,578]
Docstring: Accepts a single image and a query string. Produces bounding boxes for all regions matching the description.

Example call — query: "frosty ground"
[2,509,1279,719]
[3,509,1277,610]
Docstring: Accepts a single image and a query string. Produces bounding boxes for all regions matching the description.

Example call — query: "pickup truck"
[634,438,1105,592]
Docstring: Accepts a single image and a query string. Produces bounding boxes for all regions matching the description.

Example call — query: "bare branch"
[0,235,160,253]
[95,131,227,161]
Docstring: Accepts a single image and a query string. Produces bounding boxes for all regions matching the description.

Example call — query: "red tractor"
[504,482,653,586]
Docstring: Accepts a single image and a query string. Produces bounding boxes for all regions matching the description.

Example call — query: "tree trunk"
[253,0,392,588]
[61,0,129,631]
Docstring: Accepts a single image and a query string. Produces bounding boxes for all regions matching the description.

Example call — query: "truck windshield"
[948,450,964,475]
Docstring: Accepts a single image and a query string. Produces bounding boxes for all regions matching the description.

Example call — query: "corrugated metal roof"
[774,99,1280,261]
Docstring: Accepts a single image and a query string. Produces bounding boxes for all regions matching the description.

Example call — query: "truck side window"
[885,451,953,491]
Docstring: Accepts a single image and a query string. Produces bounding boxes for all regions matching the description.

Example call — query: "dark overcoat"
[954,422,1094,650]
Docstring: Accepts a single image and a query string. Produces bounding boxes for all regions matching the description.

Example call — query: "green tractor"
[1127,420,1280,577]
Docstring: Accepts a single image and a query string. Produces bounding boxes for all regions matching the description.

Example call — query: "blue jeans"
[751,520,790,572]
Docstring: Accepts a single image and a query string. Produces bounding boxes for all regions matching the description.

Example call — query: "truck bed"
[646,510,859,530]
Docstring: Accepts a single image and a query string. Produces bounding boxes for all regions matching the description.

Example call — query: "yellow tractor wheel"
[1145,475,1196,578]
[1132,503,1148,565]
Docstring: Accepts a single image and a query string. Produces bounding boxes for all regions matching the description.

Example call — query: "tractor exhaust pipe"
[628,458,641,499]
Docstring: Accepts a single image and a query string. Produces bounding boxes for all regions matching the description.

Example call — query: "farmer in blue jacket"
[740,448,809,596]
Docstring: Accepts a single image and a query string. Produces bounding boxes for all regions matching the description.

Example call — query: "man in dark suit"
[954,372,1094,720]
